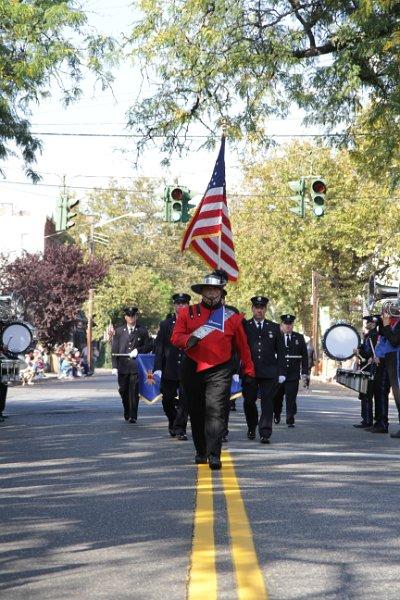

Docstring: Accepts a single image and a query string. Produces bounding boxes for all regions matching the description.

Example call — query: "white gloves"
[153,370,162,378]
[129,349,138,358]
[232,374,240,383]
[278,375,286,384]
[111,368,118,376]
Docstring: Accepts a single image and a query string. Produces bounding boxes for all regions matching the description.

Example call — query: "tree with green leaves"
[0,0,115,180]
[226,142,400,331]
[127,1,400,175]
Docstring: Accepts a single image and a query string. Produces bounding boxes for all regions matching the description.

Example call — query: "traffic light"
[310,178,326,217]
[54,196,79,231]
[164,185,194,223]
[288,179,305,218]
[65,197,79,229]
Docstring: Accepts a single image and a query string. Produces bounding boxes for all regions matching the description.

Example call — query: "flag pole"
[218,121,227,269]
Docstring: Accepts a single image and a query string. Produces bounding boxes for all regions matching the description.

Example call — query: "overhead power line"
[29,130,386,139]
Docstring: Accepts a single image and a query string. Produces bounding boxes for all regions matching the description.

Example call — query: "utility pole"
[311,270,319,375]
[86,221,95,371]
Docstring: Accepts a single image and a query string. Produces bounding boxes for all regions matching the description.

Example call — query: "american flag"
[181,136,239,281]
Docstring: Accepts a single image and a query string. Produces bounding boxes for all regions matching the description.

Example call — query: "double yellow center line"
[187,451,268,600]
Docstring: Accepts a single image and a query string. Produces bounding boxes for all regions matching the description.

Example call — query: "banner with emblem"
[137,353,241,403]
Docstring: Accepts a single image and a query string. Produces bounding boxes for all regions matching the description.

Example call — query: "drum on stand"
[0,321,34,358]
[322,323,372,394]
[322,323,360,361]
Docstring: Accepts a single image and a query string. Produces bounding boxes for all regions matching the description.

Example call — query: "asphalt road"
[1,374,400,599]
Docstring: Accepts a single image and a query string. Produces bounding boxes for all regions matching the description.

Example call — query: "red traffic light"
[312,180,326,194]
[171,187,183,200]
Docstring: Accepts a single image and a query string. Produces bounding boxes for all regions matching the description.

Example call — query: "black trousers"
[242,377,279,438]
[0,383,7,414]
[273,380,300,424]
[373,365,391,428]
[117,373,139,419]
[161,378,188,434]
[386,351,400,423]
[181,357,232,458]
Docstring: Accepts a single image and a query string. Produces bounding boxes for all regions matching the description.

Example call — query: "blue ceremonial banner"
[137,354,162,404]
[136,354,242,403]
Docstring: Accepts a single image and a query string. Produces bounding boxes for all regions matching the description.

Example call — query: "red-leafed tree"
[0,244,108,347]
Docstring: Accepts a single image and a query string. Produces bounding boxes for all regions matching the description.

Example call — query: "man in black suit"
[111,307,150,423]
[242,296,286,443]
[273,314,308,427]
[154,293,191,440]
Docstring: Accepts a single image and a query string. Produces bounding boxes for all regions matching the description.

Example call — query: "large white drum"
[1,322,33,356]
[322,323,360,361]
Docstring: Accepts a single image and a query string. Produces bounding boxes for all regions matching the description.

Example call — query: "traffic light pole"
[312,270,319,376]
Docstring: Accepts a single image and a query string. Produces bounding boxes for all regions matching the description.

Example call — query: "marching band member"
[154,293,191,440]
[273,314,308,427]
[376,309,400,438]
[242,296,286,443]
[111,307,150,423]
[171,271,255,470]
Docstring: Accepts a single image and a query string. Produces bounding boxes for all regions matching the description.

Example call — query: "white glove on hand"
[153,370,162,378]
[278,375,286,384]
[111,368,118,376]
[232,374,240,383]
[129,349,138,359]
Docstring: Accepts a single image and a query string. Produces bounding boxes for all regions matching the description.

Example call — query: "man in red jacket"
[171,270,255,470]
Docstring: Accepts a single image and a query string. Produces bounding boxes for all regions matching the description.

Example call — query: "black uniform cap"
[363,314,382,324]
[251,295,269,307]
[172,293,191,304]
[123,306,138,316]
[280,314,296,324]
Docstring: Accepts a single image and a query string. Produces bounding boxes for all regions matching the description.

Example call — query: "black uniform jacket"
[243,318,286,379]
[282,331,308,381]
[111,324,150,374]
[358,328,379,372]
[154,315,184,381]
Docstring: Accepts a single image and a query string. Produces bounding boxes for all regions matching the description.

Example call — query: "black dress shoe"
[129,417,137,423]
[208,456,222,470]
[247,429,256,440]
[370,425,388,434]
[390,430,400,438]
[287,424,295,428]
[177,433,188,441]
[124,413,129,421]
[274,415,281,424]
[260,436,270,444]
[353,422,371,428]
[168,427,176,437]
[195,454,208,464]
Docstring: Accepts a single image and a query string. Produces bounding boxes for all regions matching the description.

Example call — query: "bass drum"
[322,323,360,361]
[1,321,34,357]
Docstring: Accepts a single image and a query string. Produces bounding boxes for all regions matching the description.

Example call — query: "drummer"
[353,315,383,430]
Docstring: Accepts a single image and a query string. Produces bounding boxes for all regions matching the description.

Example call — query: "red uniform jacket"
[171,302,255,375]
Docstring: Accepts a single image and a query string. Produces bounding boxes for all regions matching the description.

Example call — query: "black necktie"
[129,328,135,340]
[257,322,262,331]
[286,334,290,347]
